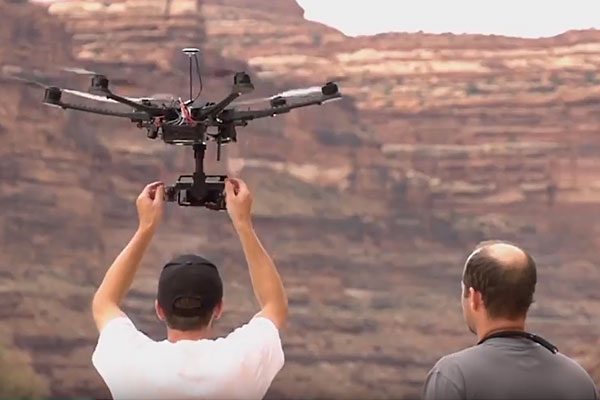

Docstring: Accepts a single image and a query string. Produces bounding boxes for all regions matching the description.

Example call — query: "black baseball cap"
[157,254,223,318]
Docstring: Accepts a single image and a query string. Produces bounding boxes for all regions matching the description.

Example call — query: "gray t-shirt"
[423,337,598,400]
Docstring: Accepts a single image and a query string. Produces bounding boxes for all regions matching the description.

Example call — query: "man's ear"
[155,300,166,322]
[469,287,483,311]
[213,300,224,321]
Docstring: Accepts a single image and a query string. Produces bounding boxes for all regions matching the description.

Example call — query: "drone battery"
[162,123,207,145]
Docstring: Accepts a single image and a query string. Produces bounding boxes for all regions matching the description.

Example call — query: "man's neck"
[167,327,211,343]
[476,316,526,342]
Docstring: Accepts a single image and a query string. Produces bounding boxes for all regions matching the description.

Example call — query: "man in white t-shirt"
[91,178,288,400]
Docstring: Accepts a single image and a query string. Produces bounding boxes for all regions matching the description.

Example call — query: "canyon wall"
[0,0,599,397]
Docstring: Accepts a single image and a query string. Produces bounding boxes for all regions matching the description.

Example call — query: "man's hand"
[225,178,253,228]
[137,181,165,232]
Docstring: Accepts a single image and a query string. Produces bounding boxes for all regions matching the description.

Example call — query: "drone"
[39,48,342,210]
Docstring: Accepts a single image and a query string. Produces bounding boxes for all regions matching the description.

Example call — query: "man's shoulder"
[433,346,481,371]
[93,316,153,359]
[423,348,479,399]
[221,316,281,342]
[554,352,597,383]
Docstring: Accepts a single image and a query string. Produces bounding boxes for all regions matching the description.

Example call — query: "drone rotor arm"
[86,74,164,116]
[44,91,151,121]
[197,72,255,120]
[223,92,342,123]
[197,92,242,120]
[105,92,163,116]
[62,102,150,120]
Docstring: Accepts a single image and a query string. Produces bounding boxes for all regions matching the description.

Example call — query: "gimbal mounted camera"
[40,48,342,210]
[164,143,227,210]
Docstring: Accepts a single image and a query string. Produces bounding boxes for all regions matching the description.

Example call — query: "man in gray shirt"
[423,241,598,400]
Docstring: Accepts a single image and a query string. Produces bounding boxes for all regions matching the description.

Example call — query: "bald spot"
[484,243,528,270]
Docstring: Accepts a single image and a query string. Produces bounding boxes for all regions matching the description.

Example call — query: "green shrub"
[466,82,481,95]
[0,345,48,399]
[585,71,596,85]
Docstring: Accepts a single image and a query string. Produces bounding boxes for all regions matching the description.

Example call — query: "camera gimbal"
[165,143,227,210]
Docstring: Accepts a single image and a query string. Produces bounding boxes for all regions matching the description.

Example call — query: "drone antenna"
[183,48,200,102]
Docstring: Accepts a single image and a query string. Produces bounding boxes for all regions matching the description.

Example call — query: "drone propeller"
[1,74,46,88]
[326,75,351,83]
[4,65,103,83]
[206,68,239,78]
[61,66,99,75]
[1,66,175,104]
[58,66,135,86]
[275,86,325,98]
[232,85,331,106]
[1,66,55,88]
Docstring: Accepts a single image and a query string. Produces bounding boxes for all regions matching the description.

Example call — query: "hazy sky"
[296,0,600,38]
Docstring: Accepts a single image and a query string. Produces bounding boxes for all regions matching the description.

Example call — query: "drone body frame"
[41,48,342,210]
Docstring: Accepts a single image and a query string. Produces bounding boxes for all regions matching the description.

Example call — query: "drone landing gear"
[165,144,227,210]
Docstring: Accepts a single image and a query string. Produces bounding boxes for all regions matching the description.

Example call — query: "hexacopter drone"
[40,48,342,210]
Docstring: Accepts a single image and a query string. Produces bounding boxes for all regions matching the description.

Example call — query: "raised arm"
[225,178,288,330]
[92,182,165,331]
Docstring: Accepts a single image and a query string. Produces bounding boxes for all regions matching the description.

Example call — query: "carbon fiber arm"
[222,92,342,123]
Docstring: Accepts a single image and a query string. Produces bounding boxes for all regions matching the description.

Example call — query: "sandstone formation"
[1,0,599,398]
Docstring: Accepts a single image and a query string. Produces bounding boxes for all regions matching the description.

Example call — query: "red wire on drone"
[179,98,196,126]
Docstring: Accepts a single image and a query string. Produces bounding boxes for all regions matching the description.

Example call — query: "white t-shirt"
[92,316,285,400]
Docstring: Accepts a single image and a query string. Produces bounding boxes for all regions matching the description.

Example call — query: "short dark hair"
[163,297,216,331]
[462,241,537,319]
